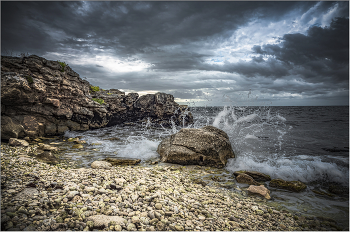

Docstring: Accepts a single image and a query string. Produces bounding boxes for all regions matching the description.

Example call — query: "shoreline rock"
[157,126,235,168]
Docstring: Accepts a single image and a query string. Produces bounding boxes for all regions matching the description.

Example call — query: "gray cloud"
[1,1,349,106]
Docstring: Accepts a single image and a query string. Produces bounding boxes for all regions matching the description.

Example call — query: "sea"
[61,105,349,227]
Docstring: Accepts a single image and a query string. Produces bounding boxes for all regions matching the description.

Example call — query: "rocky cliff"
[1,55,193,140]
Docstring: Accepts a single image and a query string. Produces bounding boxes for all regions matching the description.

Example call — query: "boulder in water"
[233,170,271,182]
[103,157,141,166]
[157,126,235,168]
[269,178,307,192]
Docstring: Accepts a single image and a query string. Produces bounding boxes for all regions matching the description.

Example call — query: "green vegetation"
[90,85,100,93]
[107,93,112,95]
[25,76,33,84]
[58,61,67,72]
[92,98,105,104]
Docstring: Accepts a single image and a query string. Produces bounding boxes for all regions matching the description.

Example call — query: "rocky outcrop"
[1,55,193,140]
[157,126,235,168]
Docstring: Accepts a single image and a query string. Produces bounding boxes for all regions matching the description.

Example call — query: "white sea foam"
[211,106,349,186]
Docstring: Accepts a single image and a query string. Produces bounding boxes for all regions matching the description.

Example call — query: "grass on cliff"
[25,76,34,84]
[90,85,100,93]
[92,98,105,104]
[58,61,67,72]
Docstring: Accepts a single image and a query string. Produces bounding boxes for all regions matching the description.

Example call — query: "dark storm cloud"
[250,17,349,83]
[1,1,349,106]
[1,1,314,57]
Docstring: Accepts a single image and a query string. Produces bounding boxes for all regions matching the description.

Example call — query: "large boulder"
[1,55,193,139]
[157,126,235,168]
[1,116,25,140]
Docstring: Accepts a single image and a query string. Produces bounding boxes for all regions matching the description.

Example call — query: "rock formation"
[1,55,193,140]
[157,125,235,168]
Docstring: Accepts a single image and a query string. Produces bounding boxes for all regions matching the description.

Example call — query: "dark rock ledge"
[1,55,193,140]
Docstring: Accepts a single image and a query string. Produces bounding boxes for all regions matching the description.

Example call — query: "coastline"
[1,144,345,231]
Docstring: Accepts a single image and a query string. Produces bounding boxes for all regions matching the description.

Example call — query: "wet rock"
[36,151,59,164]
[8,138,29,147]
[328,183,349,195]
[235,173,260,185]
[269,178,307,192]
[91,160,112,169]
[234,170,271,181]
[38,143,59,151]
[247,185,271,199]
[157,125,234,167]
[103,157,141,166]
[105,137,120,141]
[72,144,84,149]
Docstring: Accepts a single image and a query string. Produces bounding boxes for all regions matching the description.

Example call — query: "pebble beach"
[1,143,346,231]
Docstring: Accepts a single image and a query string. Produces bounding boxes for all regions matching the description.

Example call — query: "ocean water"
[62,105,349,227]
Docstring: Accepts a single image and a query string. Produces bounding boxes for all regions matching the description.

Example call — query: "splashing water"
[208,106,349,186]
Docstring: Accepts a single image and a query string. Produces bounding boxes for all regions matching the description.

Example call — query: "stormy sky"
[2,1,349,106]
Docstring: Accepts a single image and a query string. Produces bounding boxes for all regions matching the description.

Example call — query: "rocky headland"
[1,55,193,140]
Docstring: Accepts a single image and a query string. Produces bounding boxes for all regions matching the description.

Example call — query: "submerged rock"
[103,157,141,166]
[269,178,307,192]
[328,183,349,196]
[157,126,234,168]
[234,170,271,182]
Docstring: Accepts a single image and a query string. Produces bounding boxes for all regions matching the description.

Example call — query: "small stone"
[155,203,162,210]
[156,221,165,231]
[132,216,140,224]
[127,223,136,231]
[280,224,287,230]
[148,211,155,219]
[165,211,172,217]
[67,191,80,199]
[175,225,184,231]
[114,225,122,231]
[236,203,242,208]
